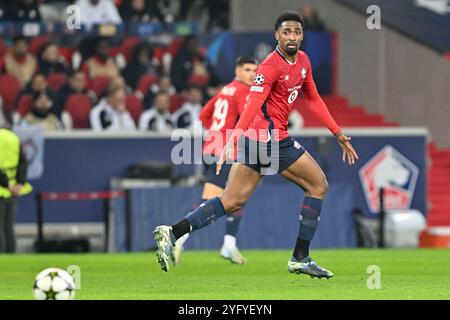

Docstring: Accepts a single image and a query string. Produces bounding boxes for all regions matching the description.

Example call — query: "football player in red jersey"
[154,11,358,277]
[171,56,257,266]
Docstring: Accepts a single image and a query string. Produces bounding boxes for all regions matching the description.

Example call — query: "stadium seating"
[169,93,185,113]
[29,35,52,56]
[87,76,111,99]
[119,36,141,61]
[59,47,76,68]
[427,143,450,226]
[126,94,143,124]
[165,36,183,53]
[0,74,21,115]
[297,96,400,128]
[136,74,158,96]
[16,94,33,117]
[47,73,68,92]
[64,93,92,129]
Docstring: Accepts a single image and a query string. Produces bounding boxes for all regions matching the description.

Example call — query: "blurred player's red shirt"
[199,79,250,156]
[241,47,340,142]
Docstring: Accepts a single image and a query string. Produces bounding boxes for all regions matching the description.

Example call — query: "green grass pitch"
[1,249,449,300]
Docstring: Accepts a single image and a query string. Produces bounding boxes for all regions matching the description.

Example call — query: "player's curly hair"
[274,11,305,31]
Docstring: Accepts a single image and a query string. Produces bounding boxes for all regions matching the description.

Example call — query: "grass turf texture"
[0,249,449,300]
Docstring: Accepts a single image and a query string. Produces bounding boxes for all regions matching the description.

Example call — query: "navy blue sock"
[225,209,243,237]
[185,197,226,231]
[293,197,323,261]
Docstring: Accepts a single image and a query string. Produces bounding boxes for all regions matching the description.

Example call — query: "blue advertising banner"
[15,129,427,230]
[111,184,356,251]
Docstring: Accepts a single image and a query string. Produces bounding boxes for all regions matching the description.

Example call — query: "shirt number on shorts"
[211,98,229,130]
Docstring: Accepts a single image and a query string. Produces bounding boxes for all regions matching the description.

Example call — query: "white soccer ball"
[33,268,76,300]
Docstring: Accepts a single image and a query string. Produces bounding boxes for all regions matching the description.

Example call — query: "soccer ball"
[33,268,76,300]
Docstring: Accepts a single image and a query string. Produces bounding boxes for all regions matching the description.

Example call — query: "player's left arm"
[301,55,358,165]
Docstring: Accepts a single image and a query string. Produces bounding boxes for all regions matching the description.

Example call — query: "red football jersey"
[245,47,338,141]
[200,79,250,156]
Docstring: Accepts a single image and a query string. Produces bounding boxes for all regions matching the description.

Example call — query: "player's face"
[236,63,257,86]
[275,21,303,56]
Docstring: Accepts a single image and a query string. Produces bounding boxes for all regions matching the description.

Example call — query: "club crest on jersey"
[254,74,265,85]
[301,68,307,79]
[359,145,419,213]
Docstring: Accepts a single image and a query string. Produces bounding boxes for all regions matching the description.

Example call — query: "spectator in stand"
[18,73,50,98]
[122,42,161,91]
[90,81,136,131]
[37,41,70,76]
[16,73,60,116]
[170,35,220,92]
[109,74,126,89]
[299,4,326,31]
[119,0,173,23]
[95,74,127,100]
[139,92,173,132]
[20,91,63,131]
[2,36,37,88]
[56,70,95,110]
[172,85,203,132]
[7,0,41,22]
[81,37,120,79]
[143,75,176,109]
[74,0,122,29]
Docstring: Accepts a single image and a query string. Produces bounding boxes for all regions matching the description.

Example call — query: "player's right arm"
[232,64,276,135]
[216,63,277,174]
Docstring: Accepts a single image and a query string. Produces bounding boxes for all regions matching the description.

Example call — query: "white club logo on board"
[359,145,419,213]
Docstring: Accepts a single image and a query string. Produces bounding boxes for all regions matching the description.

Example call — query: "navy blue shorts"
[236,136,306,174]
[203,154,232,189]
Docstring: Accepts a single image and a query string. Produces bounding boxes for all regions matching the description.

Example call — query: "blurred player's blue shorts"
[237,135,306,174]
[203,154,233,189]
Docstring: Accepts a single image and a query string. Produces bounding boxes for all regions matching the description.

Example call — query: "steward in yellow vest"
[0,129,32,198]
[0,128,32,253]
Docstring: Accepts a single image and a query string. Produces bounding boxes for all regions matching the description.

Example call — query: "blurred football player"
[171,56,258,266]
